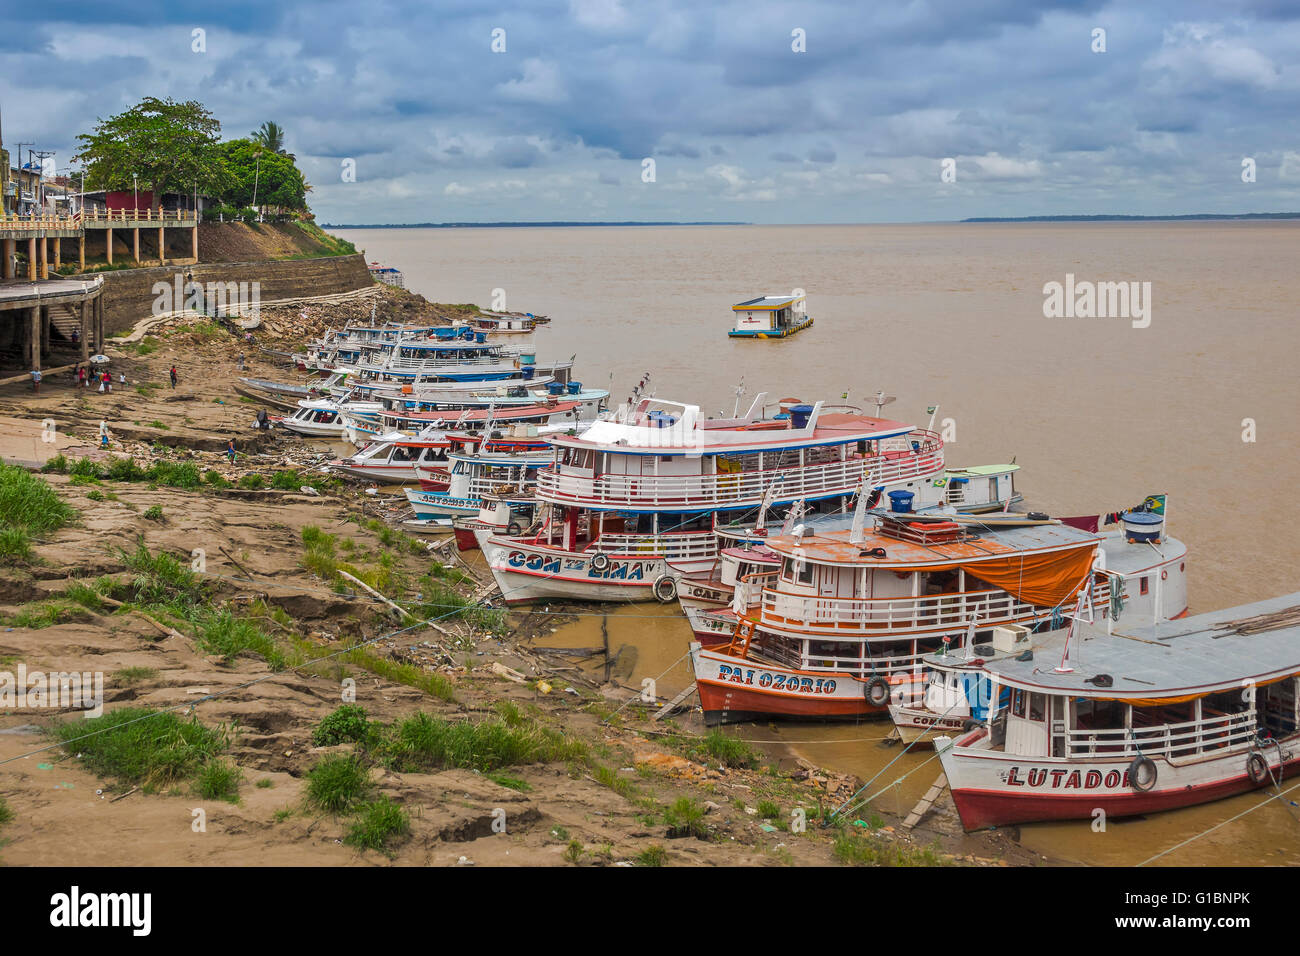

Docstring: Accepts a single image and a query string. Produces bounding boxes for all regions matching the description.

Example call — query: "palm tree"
[251,121,293,160]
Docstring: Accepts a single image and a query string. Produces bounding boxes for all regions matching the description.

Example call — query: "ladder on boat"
[902,773,948,830]
[651,682,697,722]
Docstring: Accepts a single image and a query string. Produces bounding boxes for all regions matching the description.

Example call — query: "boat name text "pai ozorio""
[716,664,838,695]
[1041,273,1151,328]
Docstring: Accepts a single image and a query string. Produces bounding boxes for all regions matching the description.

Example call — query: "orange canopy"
[912,544,1099,607]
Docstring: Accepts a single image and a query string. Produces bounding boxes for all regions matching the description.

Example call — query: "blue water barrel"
[547,382,564,396]
[475,332,487,344]
[567,381,582,395]
[522,367,535,380]
[790,404,814,429]
[520,352,536,365]
[888,490,915,513]
[461,329,474,340]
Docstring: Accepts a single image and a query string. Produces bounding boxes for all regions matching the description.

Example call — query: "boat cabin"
[729,294,811,337]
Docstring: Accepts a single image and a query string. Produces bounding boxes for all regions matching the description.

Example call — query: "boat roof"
[945,464,1019,477]
[1099,529,1187,577]
[550,396,914,454]
[765,518,1099,567]
[732,295,804,310]
[980,593,1300,699]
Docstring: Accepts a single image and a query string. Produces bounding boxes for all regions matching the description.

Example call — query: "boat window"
[1028,693,1045,722]
[796,559,814,585]
[1011,689,1026,719]
[1139,576,1149,596]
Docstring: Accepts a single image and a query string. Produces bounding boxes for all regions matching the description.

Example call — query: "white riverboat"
[933,594,1300,830]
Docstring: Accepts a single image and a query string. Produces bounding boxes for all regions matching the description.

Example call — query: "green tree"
[251,121,294,160]
[74,97,229,202]
[218,139,309,213]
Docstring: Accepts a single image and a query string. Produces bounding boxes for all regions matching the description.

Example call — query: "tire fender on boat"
[1246,752,1269,786]
[1128,754,1157,792]
[590,552,611,572]
[864,676,891,707]
[506,522,523,536]
[652,575,677,603]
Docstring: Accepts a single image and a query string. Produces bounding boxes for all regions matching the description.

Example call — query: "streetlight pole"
[132,172,138,213]
[251,152,262,221]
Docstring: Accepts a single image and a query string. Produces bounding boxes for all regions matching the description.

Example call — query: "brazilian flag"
[1143,494,1167,515]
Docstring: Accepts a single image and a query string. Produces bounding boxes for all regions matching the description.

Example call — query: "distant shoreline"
[322,220,748,228]
[962,213,1300,223]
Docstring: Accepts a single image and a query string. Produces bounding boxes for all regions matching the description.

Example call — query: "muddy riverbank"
[0,285,1038,867]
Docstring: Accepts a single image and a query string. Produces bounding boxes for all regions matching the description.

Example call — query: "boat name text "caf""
[716,664,837,694]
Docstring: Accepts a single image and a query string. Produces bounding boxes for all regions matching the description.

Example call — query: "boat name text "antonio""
[716,664,837,694]
[1003,766,1131,789]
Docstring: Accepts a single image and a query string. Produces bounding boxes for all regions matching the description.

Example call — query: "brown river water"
[335,223,1300,865]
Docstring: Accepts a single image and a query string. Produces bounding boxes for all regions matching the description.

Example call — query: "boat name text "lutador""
[1004,766,1130,789]
[716,664,838,695]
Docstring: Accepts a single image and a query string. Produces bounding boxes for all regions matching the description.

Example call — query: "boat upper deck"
[763,519,1100,568]
[982,593,1300,699]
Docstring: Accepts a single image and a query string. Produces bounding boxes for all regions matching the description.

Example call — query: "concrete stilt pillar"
[106,228,113,265]
[2,238,13,279]
[40,305,49,358]
[158,226,165,264]
[79,234,85,272]
[29,306,41,371]
[192,225,198,259]
[97,295,105,352]
[133,227,139,263]
[80,299,90,363]
[27,237,36,279]
[40,237,48,279]
[54,237,61,272]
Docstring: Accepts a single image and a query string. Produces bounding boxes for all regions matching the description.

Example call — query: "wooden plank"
[902,772,948,830]
[651,682,697,721]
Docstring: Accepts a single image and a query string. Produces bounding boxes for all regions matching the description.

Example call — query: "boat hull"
[937,730,1300,830]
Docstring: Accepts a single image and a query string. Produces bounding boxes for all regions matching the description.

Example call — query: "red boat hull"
[697,678,887,725]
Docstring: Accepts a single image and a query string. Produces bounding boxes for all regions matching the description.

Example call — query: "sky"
[2,0,1299,223]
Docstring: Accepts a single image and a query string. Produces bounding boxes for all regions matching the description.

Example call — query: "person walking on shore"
[77,366,87,389]
[30,369,41,394]
[226,440,237,465]
[169,366,178,389]
[99,420,110,448]
[237,352,245,371]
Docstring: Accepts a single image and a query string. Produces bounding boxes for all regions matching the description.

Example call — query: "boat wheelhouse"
[342,398,586,443]
[328,429,455,482]
[689,510,1115,724]
[480,394,947,605]
[472,311,546,335]
[934,594,1300,830]
[729,294,815,339]
[274,398,370,437]
[404,450,548,520]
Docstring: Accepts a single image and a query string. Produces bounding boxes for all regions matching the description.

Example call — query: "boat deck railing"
[759,586,1063,637]
[1066,710,1256,760]
[538,439,944,509]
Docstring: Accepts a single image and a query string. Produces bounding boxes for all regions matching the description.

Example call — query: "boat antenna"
[754,476,784,533]
[848,463,880,544]
[732,377,746,418]
[870,389,896,418]
[1054,579,1091,673]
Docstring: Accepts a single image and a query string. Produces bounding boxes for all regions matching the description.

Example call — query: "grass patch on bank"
[305,753,373,813]
[0,464,76,564]
[680,729,761,770]
[833,831,950,867]
[194,758,243,802]
[344,797,410,854]
[53,708,229,791]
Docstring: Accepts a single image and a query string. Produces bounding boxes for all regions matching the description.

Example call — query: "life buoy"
[1246,752,1269,786]
[653,575,677,603]
[1161,569,1168,580]
[506,521,523,536]
[1028,512,1050,521]
[864,676,891,707]
[590,552,611,572]
[1128,754,1157,792]
[961,718,981,732]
